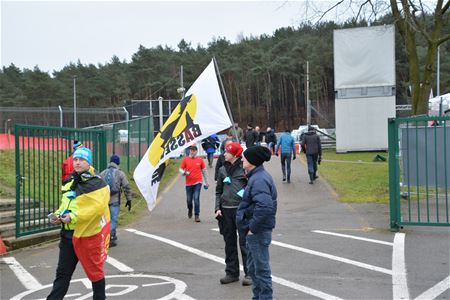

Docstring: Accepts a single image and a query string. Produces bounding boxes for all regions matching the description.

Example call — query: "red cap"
[225,142,243,157]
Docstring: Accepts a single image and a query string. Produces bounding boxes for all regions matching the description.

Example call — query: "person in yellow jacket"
[47,147,110,300]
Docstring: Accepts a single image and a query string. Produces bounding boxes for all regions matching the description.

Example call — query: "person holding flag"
[180,145,210,222]
[134,58,233,212]
[47,147,110,300]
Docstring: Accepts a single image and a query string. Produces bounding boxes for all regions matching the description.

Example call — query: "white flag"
[134,59,232,211]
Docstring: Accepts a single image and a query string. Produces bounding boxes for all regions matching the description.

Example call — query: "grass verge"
[118,159,181,226]
[316,149,389,203]
[0,149,181,226]
[0,150,16,197]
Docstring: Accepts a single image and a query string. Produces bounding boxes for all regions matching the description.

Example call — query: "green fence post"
[15,125,21,237]
[127,119,130,173]
[99,130,107,171]
[388,117,400,232]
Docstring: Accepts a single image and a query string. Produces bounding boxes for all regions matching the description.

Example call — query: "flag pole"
[213,57,238,141]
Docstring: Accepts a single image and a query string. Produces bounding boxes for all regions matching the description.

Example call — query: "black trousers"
[47,230,106,300]
[221,207,248,277]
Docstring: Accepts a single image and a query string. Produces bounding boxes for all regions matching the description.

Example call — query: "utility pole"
[73,76,77,128]
[437,45,440,96]
[306,61,311,125]
[177,65,186,99]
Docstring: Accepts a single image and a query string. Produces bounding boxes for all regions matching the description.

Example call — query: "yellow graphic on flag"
[148,94,197,166]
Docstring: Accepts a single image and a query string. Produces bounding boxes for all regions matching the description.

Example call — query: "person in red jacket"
[61,141,84,182]
[179,145,209,222]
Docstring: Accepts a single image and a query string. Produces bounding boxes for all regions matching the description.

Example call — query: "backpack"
[104,167,120,195]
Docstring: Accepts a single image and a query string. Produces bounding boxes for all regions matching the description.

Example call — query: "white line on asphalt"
[142,282,173,287]
[127,228,343,300]
[312,230,394,246]
[2,257,42,290]
[392,233,410,300]
[106,256,134,272]
[212,228,392,275]
[271,240,392,275]
[414,275,450,300]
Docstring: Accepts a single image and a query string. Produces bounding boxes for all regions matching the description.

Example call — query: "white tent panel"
[334,25,395,88]
[336,96,396,152]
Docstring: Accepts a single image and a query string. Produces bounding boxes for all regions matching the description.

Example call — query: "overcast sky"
[1,0,331,73]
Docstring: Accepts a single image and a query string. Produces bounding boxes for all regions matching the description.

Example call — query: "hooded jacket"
[215,158,247,211]
[301,131,322,155]
[100,162,132,204]
[236,165,277,234]
[276,132,296,155]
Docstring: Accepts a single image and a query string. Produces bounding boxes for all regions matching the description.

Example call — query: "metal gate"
[388,115,450,231]
[14,124,107,237]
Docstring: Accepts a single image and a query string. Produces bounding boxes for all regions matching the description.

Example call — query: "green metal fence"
[14,124,107,237]
[87,116,153,173]
[388,115,450,231]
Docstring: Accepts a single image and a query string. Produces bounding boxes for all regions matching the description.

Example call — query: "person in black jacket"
[237,146,277,300]
[215,142,251,286]
[265,127,277,154]
[301,126,322,184]
[244,124,258,148]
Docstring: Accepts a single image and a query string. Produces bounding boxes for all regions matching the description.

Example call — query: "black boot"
[92,278,106,300]
[314,172,319,180]
[309,173,314,184]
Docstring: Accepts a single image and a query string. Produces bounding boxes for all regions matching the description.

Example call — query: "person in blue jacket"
[237,146,277,300]
[201,134,220,168]
[275,129,296,183]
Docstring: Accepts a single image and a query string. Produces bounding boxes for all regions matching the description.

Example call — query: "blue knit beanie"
[73,147,92,165]
[110,154,120,165]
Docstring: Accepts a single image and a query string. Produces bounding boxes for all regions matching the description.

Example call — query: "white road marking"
[212,228,392,275]
[392,233,410,300]
[271,240,392,275]
[12,274,194,300]
[127,228,343,300]
[2,257,42,290]
[142,282,173,287]
[312,230,394,246]
[414,275,450,300]
[106,256,134,272]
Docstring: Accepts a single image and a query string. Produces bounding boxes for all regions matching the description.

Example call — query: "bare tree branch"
[317,0,345,23]
[402,0,433,42]
[437,33,450,44]
[356,0,371,21]
[442,0,449,14]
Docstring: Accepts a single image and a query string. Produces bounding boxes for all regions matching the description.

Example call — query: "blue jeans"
[306,153,318,175]
[109,202,120,238]
[246,231,273,300]
[280,154,292,180]
[185,183,202,216]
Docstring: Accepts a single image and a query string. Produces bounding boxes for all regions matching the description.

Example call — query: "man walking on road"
[180,145,209,222]
[228,122,244,143]
[244,124,258,148]
[275,129,296,183]
[100,154,132,247]
[265,127,277,154]
[48,147,110,300]
[301,125,322,184]
[215,142,251,286]
[237,146,277,300]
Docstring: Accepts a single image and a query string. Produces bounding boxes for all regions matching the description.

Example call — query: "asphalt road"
[1,157,449,300]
